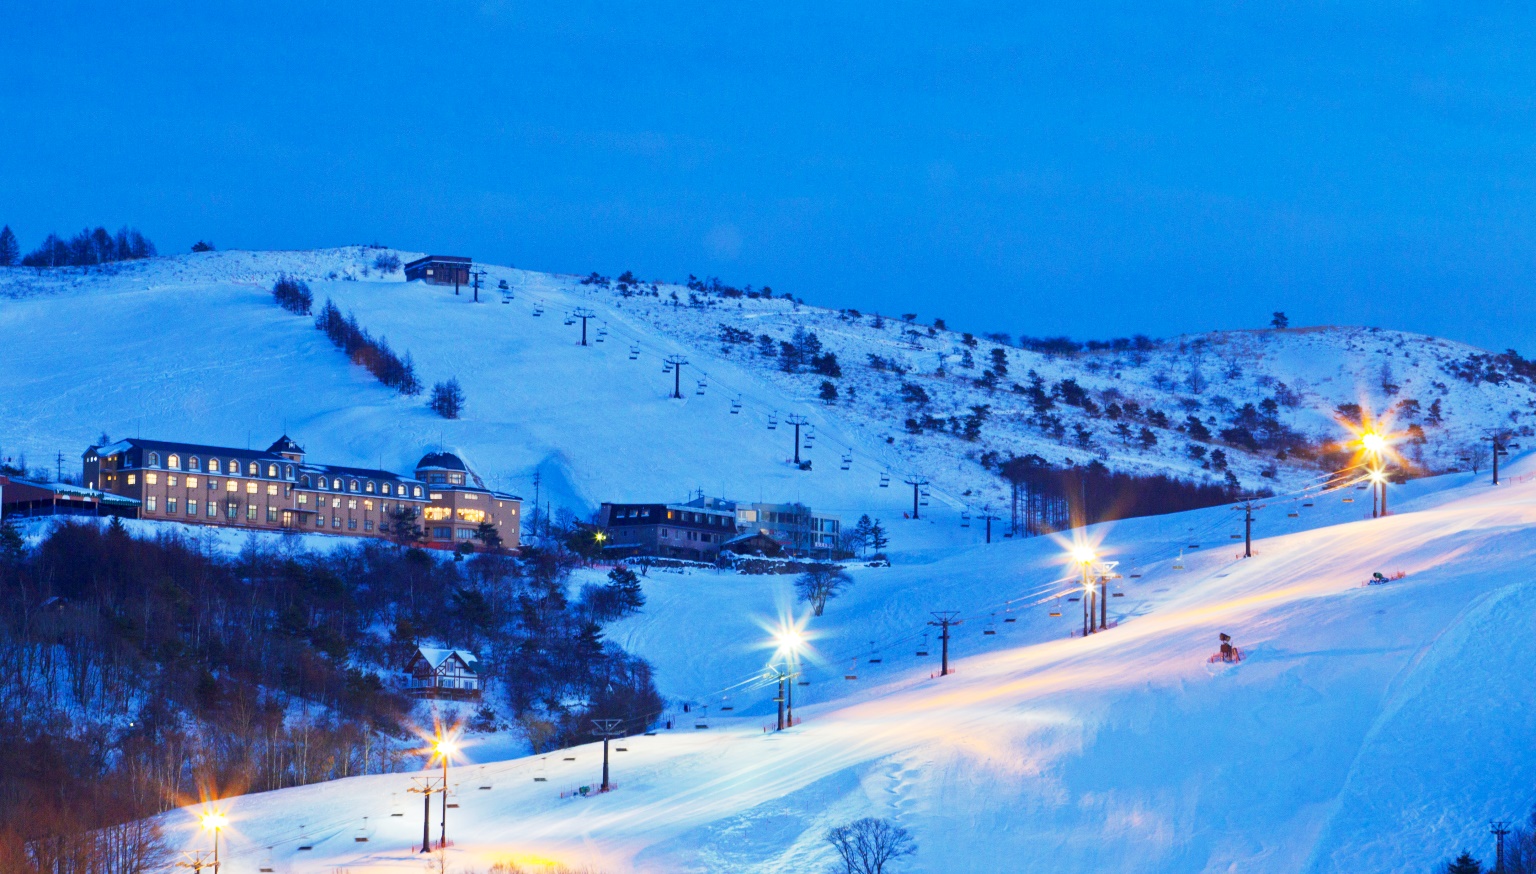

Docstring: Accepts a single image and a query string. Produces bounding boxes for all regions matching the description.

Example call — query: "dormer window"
[267,464,278,478]
[147,452,160,467]
[285,464,294,478]
[300,475,311,488]
[189,456,200,470]
[332,478,342,490]
[167,454,181,470]
[207,458,219,473]
[227,460,238,474]
[381,483,392,495]
[365,481,375,493]
[247,461,258,476]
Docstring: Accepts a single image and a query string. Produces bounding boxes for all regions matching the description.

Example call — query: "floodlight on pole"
[200,811,227,873]
[432,733,458,849]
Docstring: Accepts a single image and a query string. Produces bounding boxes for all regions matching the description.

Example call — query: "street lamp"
[200,811,228,873]
[1072,545,1096,636]
[773,624,806,729]
[433,734,458,849]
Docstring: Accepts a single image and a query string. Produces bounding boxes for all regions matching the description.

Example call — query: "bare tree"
[826,817,916,874]
[795,565,851,616]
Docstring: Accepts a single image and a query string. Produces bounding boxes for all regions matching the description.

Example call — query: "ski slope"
[1,247,1530,526]
[155,459,1536,874]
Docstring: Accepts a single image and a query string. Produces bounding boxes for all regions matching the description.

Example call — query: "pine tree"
[0,514,24,564]
[819,380,839,403]
[605,564,645,616]
[0,225,19,266]
[869,519,889,554]
[1444,851,1483,874]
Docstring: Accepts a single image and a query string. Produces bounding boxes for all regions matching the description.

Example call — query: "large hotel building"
[82,436,520,550]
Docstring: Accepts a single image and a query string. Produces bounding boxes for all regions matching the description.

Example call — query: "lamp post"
[774,625,806,729]
[1072,545,1095,635]
[199,811,227,874]
[433,734,457,849]
[1361,432,1387,518]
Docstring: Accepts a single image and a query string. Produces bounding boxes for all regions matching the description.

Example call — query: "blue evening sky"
[3,3,1534,351]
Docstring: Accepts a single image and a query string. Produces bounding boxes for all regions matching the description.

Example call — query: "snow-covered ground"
[145,456,1536,874]
[5,249,1533,872]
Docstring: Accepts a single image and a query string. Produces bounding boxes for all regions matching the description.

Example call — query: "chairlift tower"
[470,268,486,302]
[928,611,961,676]
[784,414,810,463]
[664,355,689,398]
[591,718,624,792]
[572,307,596,345]
[904,475,930,519]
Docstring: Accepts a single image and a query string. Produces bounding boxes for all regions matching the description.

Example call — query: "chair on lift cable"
[961,510,971,527]
[768,414,778,430]
[840,452,852,470]
[916,632,930,656]
[845,658,859,680]
[696,379,707,396]
[879,472,890,488]
[730,396,742,414]
[868,641,882,664]
[1049,597,1062,618]
[983,613,997,635]
[629,345,639,360]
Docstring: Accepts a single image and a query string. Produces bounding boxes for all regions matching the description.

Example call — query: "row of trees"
[0,516,661,868]
[0,225,156,268]
[313,298,422,395]
[995,454,1241,536]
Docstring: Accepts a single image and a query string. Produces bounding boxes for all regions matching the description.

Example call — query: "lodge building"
[82,437,520,549]
[404,255,472,287]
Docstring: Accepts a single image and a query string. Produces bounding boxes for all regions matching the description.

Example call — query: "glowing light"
[594,531,608,542]
[1370,469,1387,484]
[1361,432,1387,454]
[774,625,805,654]
[1071,545,1096,565]
[434,736,459,758]
[200,811,228,831]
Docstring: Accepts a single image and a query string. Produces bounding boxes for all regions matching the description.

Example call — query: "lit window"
[331,497,341,508]
[448,473,465,485]
[226,501,238,519]
[167,475,177,487]
[381,483,392,495]
[365,481,375,493]
[424,507,451,521]
[226,480,237,492]
[189,456,200,470]
[207,458,219,472]
[187,499,197,515]
[167,497,177,514]
[331,478,341,490]
[413,486,423,497]
[207,501,217,518]
[347,499,357,510]
[315,515,324,528]
[245,482,257,494]
[285,464,294,478]
[227,460,238,474]
[168,454,180,470]
[247,505,257,521]
[127,473,137,485]
[185,475,197,489]
[266,484,277,496]
[462,493,477,501]
[333,515,341,527]
[267,464,278,478]
[349,479,359,492]
[247,462,257,475]
[456,508,486,523]
[364,500,374,511]
[146,495,157,512]
[297,494,308,505]
[146,473,158,485]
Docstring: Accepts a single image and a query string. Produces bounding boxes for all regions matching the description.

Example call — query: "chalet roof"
[267,435,305,455]
[2,478,140,506]
[88,438,283,462]
[414,646,479,674]
[403,255,472,268]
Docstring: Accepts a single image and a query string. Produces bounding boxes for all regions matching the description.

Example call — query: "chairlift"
[845,658,859,680]
[983,613,997,635]
[498,279,510,290]
[768,413,778,430]
[1230,533,1243,540]
[297,826,312,852]
[730,396,742,414]
[695,705,710,729]
[663,361,673,373]
[1003,605,1016,623]
[1342,497,1354,503]
[804,429,816,447]
[840,452,852,471]
[1173,549,1185,570]
[868,641,883,664]
[916,632,930,656]
[532,302,545,316]
[563,314,576,326]
[1302,502,1314,507]
[629,344,640,360]
[720,694,733,712]
[534,756,548,781]
[1187,543,1201,549]
[798,678,810,686]
[355,817,370,843]
[879,472,890,488]
[1287,512,1299,518]
[259,849,276,873]
[696,379,707,396]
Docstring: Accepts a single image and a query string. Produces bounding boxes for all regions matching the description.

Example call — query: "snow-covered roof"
[417,451,468,472]
[414,646,479,673]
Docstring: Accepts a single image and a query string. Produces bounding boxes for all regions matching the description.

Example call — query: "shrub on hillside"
[373,252,401,272]
[272,276,313,315]
[429,378,465,418]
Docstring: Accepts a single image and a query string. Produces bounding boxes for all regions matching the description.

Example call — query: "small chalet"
[405,646,482,700]
[722,530,784,557]
[404,255,472,287]
[0,475,140,520]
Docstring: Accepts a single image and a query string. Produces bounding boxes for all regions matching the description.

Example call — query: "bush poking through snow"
[372,252,401,272]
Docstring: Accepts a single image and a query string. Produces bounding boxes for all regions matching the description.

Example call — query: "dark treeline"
[1017,334,1161,355]
[314,298,422,395]
[1,225,157,268]
[995,455,1241,535]
[0,517,659,870]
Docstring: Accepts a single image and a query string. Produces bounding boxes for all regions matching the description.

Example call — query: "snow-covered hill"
[1,247,1531,526]
[6,248,1534,872]
[150,457,1536,873]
